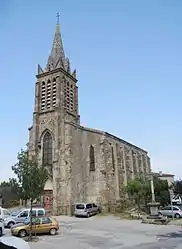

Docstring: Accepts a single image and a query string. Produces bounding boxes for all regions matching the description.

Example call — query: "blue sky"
[0,0,182,181]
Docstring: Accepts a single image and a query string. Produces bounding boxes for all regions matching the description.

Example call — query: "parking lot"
[4,215,182,249]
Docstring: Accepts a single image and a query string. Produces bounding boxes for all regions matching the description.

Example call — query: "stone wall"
[58,122,151,214]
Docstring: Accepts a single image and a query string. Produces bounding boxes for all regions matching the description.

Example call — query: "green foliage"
[12,149,48,201]
[3,200,20,208]
[12,148,48,240]
[173,180,182,195]
[125,175,170,211]
[152,176,170,206]
[125,177,145,198]
[0,178,21,206]
[125,176,148,212]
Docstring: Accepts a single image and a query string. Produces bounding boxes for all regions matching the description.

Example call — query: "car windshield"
[11,209,22,216]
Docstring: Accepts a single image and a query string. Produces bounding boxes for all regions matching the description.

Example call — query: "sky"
[0,0,182,181]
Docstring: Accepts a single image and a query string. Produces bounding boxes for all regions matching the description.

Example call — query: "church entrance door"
[43,190,53,212]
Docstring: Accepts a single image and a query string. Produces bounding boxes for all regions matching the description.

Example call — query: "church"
[28,17,151,215]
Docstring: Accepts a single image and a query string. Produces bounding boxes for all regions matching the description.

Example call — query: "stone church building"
[28,19,151,215]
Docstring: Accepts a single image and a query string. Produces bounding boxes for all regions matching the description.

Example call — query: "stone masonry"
[28,18,151,215]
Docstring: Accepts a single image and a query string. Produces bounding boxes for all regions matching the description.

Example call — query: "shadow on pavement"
[157,230,182,238]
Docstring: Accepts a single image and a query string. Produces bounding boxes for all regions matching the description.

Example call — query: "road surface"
[4,215,182,249]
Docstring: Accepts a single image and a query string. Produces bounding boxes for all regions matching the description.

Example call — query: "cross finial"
[56,12,60,25]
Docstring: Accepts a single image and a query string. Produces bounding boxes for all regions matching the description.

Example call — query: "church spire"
[51,13,65,63]
[46,13,65,71]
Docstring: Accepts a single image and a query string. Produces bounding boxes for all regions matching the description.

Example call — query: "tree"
[125,176,170,213]
[0,178,21,207]
[173,180,182,195]
[152,176,170,206]
[125,177,148,213]
[12,148,48,240]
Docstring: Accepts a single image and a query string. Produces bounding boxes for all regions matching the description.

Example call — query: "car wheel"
[0,228,2,237]
[18,229,27,238]
[87,213,90,218]
[175,213,180,219]
[8,222,15,228]
[49,228,57,235]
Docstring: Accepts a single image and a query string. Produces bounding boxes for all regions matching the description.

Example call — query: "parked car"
[158,205,182,218]
[11,216,59,237]
[0,217,5,236]
[74,202,101,217]
[4,208,46,228]
[0,208,12,220]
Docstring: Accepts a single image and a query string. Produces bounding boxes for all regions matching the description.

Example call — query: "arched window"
[111,146,115,172]
[89,145,95,172]
[42,132,53,166]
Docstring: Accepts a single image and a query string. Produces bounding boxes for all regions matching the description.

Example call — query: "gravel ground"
[4,215,182,249]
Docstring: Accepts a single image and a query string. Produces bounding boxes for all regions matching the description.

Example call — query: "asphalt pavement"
[4,215,182,249]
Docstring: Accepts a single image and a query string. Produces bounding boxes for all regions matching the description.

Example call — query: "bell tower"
[28,14,80,214]
[35,12,79,122]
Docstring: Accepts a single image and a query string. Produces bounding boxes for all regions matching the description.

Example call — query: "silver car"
[0,218,5,237]
[4,208,45,228]
[74,203,100,217]
[159,205,182,218]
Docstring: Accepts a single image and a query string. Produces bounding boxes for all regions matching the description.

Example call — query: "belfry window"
[41,82,46,110]
[52,78,56,107]
[64,81,74,112]
[40,79,57,111]
[42,132,53,166]
[46,80,51,109]
[89,145,95,172]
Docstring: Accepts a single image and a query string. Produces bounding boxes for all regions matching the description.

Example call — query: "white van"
[4,208,45,228]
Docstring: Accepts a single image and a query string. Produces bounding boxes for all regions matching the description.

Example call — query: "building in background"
[153,171,175,187]
[28,16,151,215]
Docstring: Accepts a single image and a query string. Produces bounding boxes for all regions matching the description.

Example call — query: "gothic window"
[132,151,138,176]
[137,154,143,173]
[42,132,53,167]
[89,145,95,172]
[111,147,115,172]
